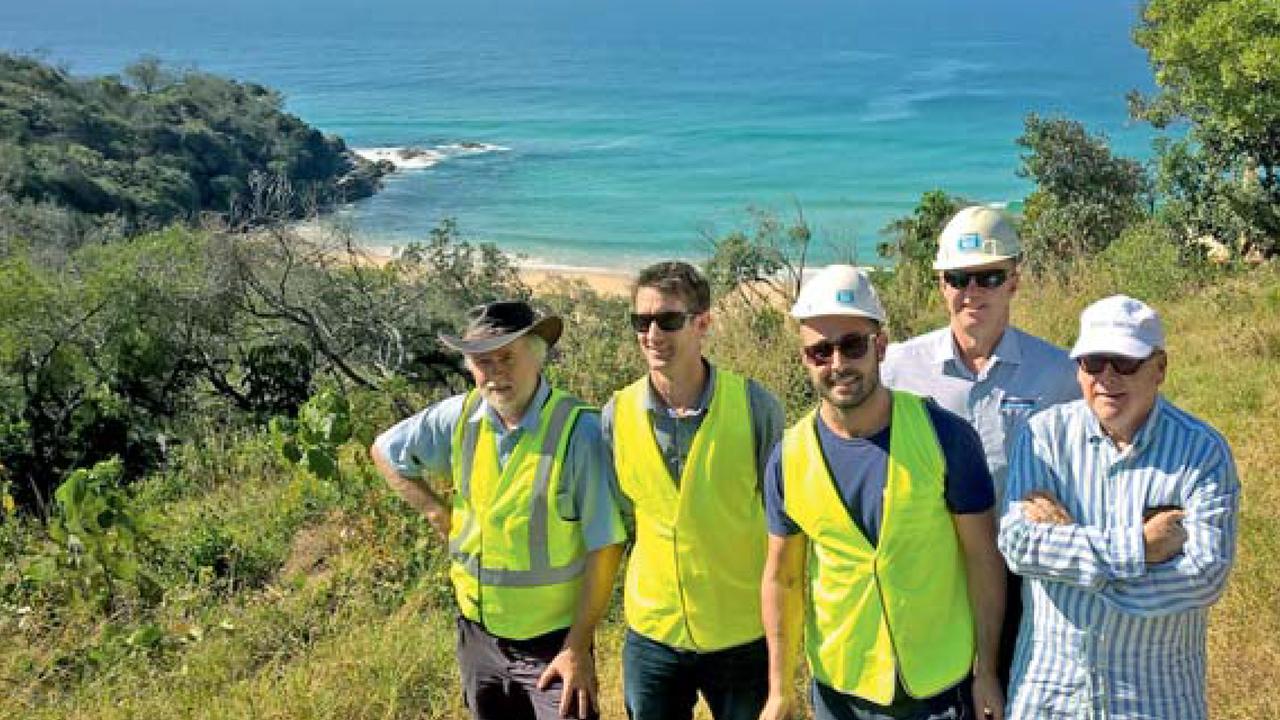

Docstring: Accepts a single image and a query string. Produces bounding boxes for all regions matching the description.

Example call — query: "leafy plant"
[30,458,158,609]
[272,388,352,483]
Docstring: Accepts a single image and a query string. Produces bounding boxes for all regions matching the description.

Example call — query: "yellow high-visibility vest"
[613,369,766,651]
[781,390,974,703]
[447,388,589,640]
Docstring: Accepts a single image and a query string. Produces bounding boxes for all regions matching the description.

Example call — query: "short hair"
[632,261,711,314]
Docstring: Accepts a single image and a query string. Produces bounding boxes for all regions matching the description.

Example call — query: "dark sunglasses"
[1076,354,1150,376]
[802,332,878,366]
[942,268,1009,290]
[629,311,697,333]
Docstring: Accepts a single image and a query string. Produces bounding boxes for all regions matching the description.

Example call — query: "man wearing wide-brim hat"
[998,295,1240,719]
[371,300,626,720]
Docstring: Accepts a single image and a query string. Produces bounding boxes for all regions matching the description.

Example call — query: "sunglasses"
[629,311,698,333]
[1076,354,1150,376]
[802,332,878,366]
[942,268,1009,290]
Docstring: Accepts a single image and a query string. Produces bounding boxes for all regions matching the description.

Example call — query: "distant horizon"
[1,0,1159,269]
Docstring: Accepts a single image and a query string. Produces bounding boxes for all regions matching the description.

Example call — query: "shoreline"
[325,240,636,297]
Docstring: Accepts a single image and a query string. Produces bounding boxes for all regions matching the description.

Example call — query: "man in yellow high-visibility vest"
[760,265,1007,720]
[601,261,785,720]
[371,300,626,720]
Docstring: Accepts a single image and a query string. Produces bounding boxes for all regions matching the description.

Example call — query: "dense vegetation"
[0,1,1277,718]
[0,53,389,247]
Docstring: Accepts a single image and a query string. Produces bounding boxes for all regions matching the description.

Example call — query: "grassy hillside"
[1,253,1277,719]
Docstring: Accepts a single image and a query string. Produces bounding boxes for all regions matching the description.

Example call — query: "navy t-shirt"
[764,401,994,545]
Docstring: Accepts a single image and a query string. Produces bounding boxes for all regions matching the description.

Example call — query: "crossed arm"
[998,430,1240,616]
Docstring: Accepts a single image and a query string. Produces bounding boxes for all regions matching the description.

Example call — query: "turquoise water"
[1,0,1156,269]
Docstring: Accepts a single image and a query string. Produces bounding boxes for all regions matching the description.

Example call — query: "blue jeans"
[622,629,768,720]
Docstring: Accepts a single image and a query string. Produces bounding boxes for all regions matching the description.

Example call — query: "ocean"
[0,0,1157,270]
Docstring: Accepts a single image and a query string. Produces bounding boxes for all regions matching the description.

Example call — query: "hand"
[1021,490,1073,525]
[971,671,1005,720]
[1143,508,1187,564]
[758,693,795,720]
[536,646,597,719]
[425,508,451,540]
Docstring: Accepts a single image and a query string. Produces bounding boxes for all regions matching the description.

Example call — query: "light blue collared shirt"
[999,397,1240,720]
[882,326,1080,502]
[374,379,626,551]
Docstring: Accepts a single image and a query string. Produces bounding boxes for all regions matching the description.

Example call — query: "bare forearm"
[564,544,625,652]
[967,548,1006,677]
[762,535,806,700]
[369,445,451,537]
[956,512,1006,677]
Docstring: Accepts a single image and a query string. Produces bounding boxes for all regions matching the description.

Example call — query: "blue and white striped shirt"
[999,396,1239,720]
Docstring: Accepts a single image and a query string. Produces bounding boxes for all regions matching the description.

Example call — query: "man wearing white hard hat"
[998,295,1240,720]
[759,265,1007,720]
[881,205,1081,684]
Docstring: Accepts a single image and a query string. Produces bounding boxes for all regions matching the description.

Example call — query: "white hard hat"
[791,264,885,323]
[933,205,1021,271]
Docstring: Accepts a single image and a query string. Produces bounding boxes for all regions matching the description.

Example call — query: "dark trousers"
[622,628,768,720]
[811,680,972,720]
[455,615,599,720]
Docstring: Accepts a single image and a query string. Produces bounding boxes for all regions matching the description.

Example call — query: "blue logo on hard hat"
[836,289,855,304]
[958,233,982,251]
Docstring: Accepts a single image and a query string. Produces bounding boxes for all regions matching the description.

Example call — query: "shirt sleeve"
[748,380,787,485]
[928,404,996,514]
[1099,441,1240,616]
[563,409,628,552]
[997,419,1147,590]
[763,443,801,536]
[372,393,467,479]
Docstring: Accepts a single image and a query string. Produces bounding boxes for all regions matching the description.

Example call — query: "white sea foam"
[352,142,510,171]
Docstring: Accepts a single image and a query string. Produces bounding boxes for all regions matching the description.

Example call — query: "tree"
[1131,0,1280,257]
[123,55,171,94]
[874,190,965,337]
[1016,114,1150,269]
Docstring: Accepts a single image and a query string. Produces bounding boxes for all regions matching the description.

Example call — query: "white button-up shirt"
[883,325,1080,503]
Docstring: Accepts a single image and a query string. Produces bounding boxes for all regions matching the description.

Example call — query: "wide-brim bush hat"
[438,300,563,355]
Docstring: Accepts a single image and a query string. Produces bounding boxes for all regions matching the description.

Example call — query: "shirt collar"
[644,359,715,418]
[933,327,1023,368]
[469,377,551,433]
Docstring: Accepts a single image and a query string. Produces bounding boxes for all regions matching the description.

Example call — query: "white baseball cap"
[1070,295,1165,360]
[934,205,1021,271]
[790,264,885,323]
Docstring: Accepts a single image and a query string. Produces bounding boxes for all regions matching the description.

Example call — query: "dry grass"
[3,261,1276,719]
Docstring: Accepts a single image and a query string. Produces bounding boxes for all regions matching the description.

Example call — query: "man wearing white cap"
[881,205,1081,682]
[371,300,626,720]
[760,265,1007,720]
[999,295,1240,719]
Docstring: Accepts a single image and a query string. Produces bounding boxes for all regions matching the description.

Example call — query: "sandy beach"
[521,266,634,296]
[290,223,636,297]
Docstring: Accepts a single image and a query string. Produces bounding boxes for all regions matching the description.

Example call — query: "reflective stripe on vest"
[613,369,766,651]
[447,388,588,639]
[781,391,974,703]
